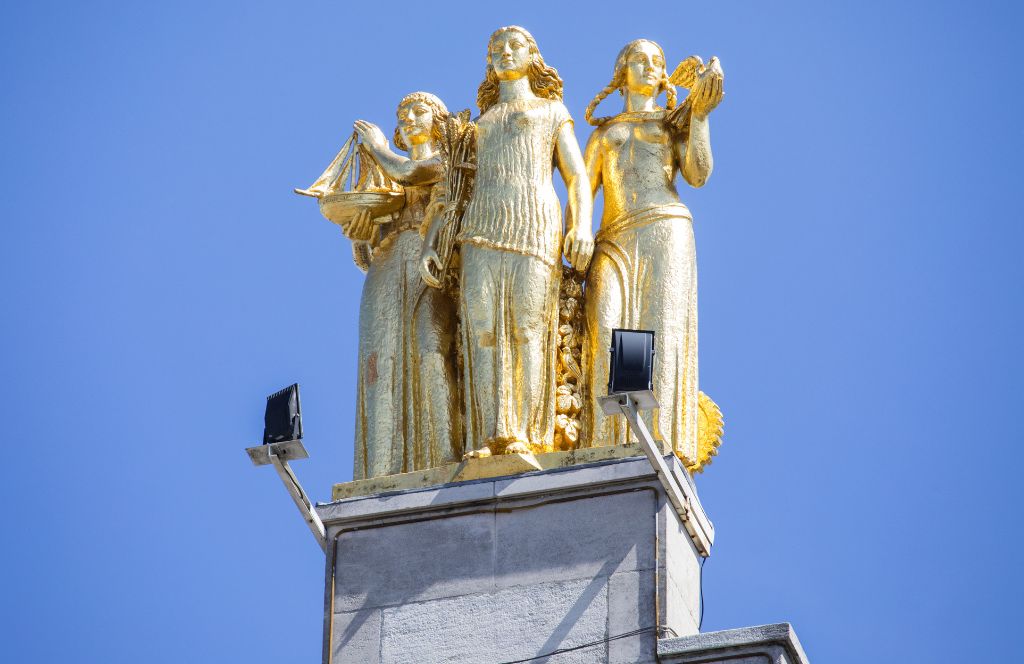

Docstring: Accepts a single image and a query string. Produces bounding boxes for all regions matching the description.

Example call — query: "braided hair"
[392,91,450,152]
[585,39,677,126]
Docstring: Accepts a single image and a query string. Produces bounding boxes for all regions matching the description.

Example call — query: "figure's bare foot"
[504,441,531,455]
[464,447,492,460]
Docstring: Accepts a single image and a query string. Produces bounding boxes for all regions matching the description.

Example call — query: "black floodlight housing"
[608,329,655,394]
[263,383,302,444]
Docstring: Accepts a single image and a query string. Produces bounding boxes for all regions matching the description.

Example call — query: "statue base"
[316,452,713,663]
[331,443,650,501]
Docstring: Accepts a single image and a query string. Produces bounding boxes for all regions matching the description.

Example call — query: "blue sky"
[1,1,1021,662]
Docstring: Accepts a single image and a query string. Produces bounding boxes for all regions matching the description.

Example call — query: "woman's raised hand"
[353,120,389,153]
[691,57,724,120]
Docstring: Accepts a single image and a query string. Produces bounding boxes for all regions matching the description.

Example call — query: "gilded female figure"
[345,92,461,479]
[422,26,592,456]
[581,40,723,464]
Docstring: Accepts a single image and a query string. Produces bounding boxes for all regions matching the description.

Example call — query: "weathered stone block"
[317,454,714,664]
[319,480,495,522]
[607,570,657,664]
[493,489,656,589]
[663,571,699,639]
[333,512,494,612]
[330,609,381,664]
[663,495,702,632]
[380,578,609,663]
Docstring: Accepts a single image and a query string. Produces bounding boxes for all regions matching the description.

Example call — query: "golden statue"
[420,26,593,457]
[292,30,730,482]
[296,92,462,479]
[580,40,724,465]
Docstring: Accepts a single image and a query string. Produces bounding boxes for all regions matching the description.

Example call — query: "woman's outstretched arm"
[353,120,443,186]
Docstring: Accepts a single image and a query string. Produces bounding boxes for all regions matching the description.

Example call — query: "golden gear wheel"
[688,391,724,474]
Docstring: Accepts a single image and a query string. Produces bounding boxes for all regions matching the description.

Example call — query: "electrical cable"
[698,555,707,630]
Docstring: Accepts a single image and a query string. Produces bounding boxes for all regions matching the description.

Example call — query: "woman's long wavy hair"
[476,26,563,114]
[584,39,677,126]
[393,91,450,152]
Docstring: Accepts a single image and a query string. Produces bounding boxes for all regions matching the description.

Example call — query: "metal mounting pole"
[599,392,713,556]
[246,439,326,552]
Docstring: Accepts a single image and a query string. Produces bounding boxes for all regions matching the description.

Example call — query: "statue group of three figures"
[296,26,725,481]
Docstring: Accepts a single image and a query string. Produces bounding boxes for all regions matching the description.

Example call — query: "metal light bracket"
[597,391,714,557]
[246,439,326,552]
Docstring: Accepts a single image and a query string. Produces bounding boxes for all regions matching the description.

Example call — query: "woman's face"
[397,100,435,147]
[623,42,665,96]
[489,30,531,80]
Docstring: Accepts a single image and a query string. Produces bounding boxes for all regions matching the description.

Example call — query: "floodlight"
[602,329,658,413]
[608,328,655,394]
[264,383,302,444]
[596,328,711,555]
[245,383,325,551]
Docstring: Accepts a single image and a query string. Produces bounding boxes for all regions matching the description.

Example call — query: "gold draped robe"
[583,204,698,463]
[353,185,461,478]
[457,98,571,452]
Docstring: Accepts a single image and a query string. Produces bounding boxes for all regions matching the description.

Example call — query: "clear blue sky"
[1,2,1021,662]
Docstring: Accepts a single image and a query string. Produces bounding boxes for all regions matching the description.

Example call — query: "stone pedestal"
[315,453,714,664]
